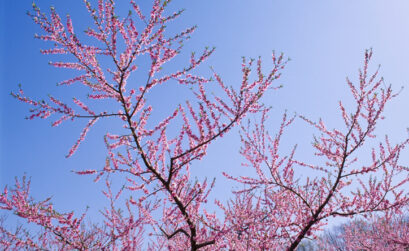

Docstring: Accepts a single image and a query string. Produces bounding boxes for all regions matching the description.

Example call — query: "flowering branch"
[224,49,409,250]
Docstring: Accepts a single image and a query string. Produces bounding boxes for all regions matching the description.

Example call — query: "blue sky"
[2,0,409,231]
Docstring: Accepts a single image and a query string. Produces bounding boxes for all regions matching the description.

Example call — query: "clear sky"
[2,0,409,231]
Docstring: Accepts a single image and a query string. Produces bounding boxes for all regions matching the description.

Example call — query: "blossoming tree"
[221,49,409,250]
[1,0,409,250]
[1,0,286,249]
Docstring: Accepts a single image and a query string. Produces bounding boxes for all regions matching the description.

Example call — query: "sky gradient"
[2,0,409,230]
